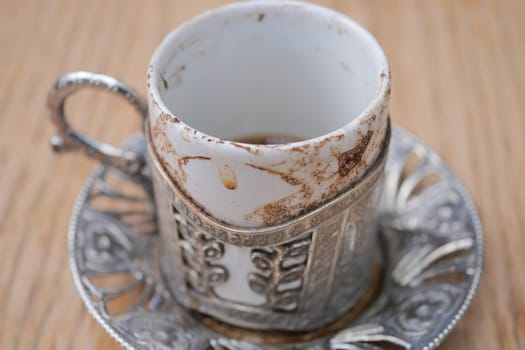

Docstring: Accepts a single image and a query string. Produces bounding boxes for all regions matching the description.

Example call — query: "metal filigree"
[152,147,385,330]
[248,234,312,311]
[144,125,390,331]
[67,127,483,350]
[172,207,229,294]
[48,71,148,174]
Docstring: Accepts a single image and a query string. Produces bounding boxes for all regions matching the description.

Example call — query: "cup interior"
[151,1,388,141]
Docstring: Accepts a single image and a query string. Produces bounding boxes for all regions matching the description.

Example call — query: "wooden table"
[1,0,523,349]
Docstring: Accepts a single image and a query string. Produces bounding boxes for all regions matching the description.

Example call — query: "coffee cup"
[48,0,390,332]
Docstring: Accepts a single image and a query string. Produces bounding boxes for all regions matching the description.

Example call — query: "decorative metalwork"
[330,324,411,350]
[67,127,483,349]
[152,152,383,330]
[172,206,229,294]
[48,71,148,174]
[248,234,312,312]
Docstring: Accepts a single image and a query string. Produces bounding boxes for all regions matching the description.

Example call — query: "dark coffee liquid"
[234,134,303,145]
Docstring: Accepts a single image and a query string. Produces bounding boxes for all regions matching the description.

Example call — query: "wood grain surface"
[1,0,523,349]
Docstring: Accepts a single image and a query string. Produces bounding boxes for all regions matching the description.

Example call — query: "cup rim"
[147,0,390,152]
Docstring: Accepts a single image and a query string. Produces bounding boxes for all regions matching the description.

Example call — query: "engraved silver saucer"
[68,127,483,350]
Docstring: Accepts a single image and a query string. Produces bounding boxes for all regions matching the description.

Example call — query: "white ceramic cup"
[48,0,391,333]
[147,1,390,228]
[148,0,390,331]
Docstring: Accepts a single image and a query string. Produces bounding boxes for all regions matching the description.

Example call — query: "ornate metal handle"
[48,71,148,174]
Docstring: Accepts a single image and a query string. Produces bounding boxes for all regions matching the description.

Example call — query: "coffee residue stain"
[230,142,262,156]
[180,128,191,142]
[233,133,302,145]
[158,112,179,124]
[152,113,181,151]
[337,130,373,177]
[151,112,187,183]
[151,101,384,227]
[166,37,199,64]
[311,160,334,184]
[176,155,210,183]
[164,64,188,89]
[244,163,314,226]
[180,155,211,165]
[242,127,374,225]
[360,114,376,126]
[261,202,289,226]
[290,143,310,153]
[218,164,237,190]
[245,163,302,186]
[249,192,321,226]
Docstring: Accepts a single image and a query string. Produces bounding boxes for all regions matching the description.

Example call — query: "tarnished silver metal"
[149,124,389,331]
[48,70,391,331]
[67,127,483,349]
[48,71,148,174]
